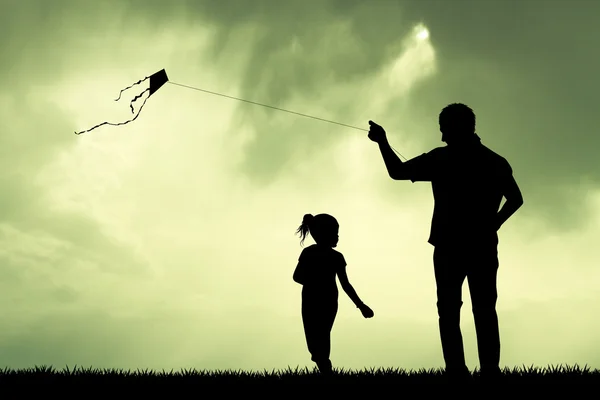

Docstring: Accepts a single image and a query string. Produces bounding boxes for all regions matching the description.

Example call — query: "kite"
[74,69,169,135]
[73,68,407,159]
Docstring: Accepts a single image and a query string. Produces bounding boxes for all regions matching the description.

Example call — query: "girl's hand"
[359,304,374,318]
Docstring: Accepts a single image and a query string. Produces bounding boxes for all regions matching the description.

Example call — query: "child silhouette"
[293,213,374,375]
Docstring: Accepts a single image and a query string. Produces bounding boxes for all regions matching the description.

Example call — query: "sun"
[416,26,430,41]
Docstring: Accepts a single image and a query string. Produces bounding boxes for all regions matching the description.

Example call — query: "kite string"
[166,81,407,161]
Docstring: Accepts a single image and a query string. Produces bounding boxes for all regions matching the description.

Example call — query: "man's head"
[439,103,476,144]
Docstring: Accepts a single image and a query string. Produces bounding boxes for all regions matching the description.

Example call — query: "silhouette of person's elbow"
[514,196,524,208]
[389,166,408,181]
[388,168,401,180]
[293,263,306,285]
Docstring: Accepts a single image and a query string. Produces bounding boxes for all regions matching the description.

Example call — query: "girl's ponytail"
[295,213,314,246]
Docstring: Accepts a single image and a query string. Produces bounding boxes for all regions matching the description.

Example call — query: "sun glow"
[416,25,430,41]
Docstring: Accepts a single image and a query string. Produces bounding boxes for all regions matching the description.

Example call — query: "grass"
[0,364,598,385]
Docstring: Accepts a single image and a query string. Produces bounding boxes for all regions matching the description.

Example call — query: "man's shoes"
[478,367,504,383]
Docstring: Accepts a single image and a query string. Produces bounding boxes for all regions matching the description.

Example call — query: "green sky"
[1,0,599,371]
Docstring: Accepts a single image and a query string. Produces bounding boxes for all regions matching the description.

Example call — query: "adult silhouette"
[368,103,523,381]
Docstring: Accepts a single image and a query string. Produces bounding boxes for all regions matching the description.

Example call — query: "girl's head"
[295,213,339,248]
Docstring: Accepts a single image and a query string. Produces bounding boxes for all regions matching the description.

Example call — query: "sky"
[1,0,599,372]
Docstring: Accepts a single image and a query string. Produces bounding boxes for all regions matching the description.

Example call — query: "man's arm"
[496,174,524,230]
[379,138,435,181]
[369,120,434,181]
[377,137,406,180]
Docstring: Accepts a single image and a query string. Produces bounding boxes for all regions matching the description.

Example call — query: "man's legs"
[467,244,501,378]
[433,246,470,376]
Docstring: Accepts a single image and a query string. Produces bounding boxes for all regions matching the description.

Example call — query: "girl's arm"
[337,267,364,308]
[293,262,306,284]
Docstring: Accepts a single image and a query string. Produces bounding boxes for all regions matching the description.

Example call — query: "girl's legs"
[302,302,338,374]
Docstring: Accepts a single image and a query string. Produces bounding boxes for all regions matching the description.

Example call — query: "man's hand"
[368,120,386,143]
[359,303,374,318]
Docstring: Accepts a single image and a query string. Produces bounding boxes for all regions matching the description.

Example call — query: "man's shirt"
[402,134,513,247]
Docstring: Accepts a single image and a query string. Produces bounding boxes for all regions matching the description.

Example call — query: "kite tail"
[128,89,148,114]
[75,88,151,135]
[114,76,150,101]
